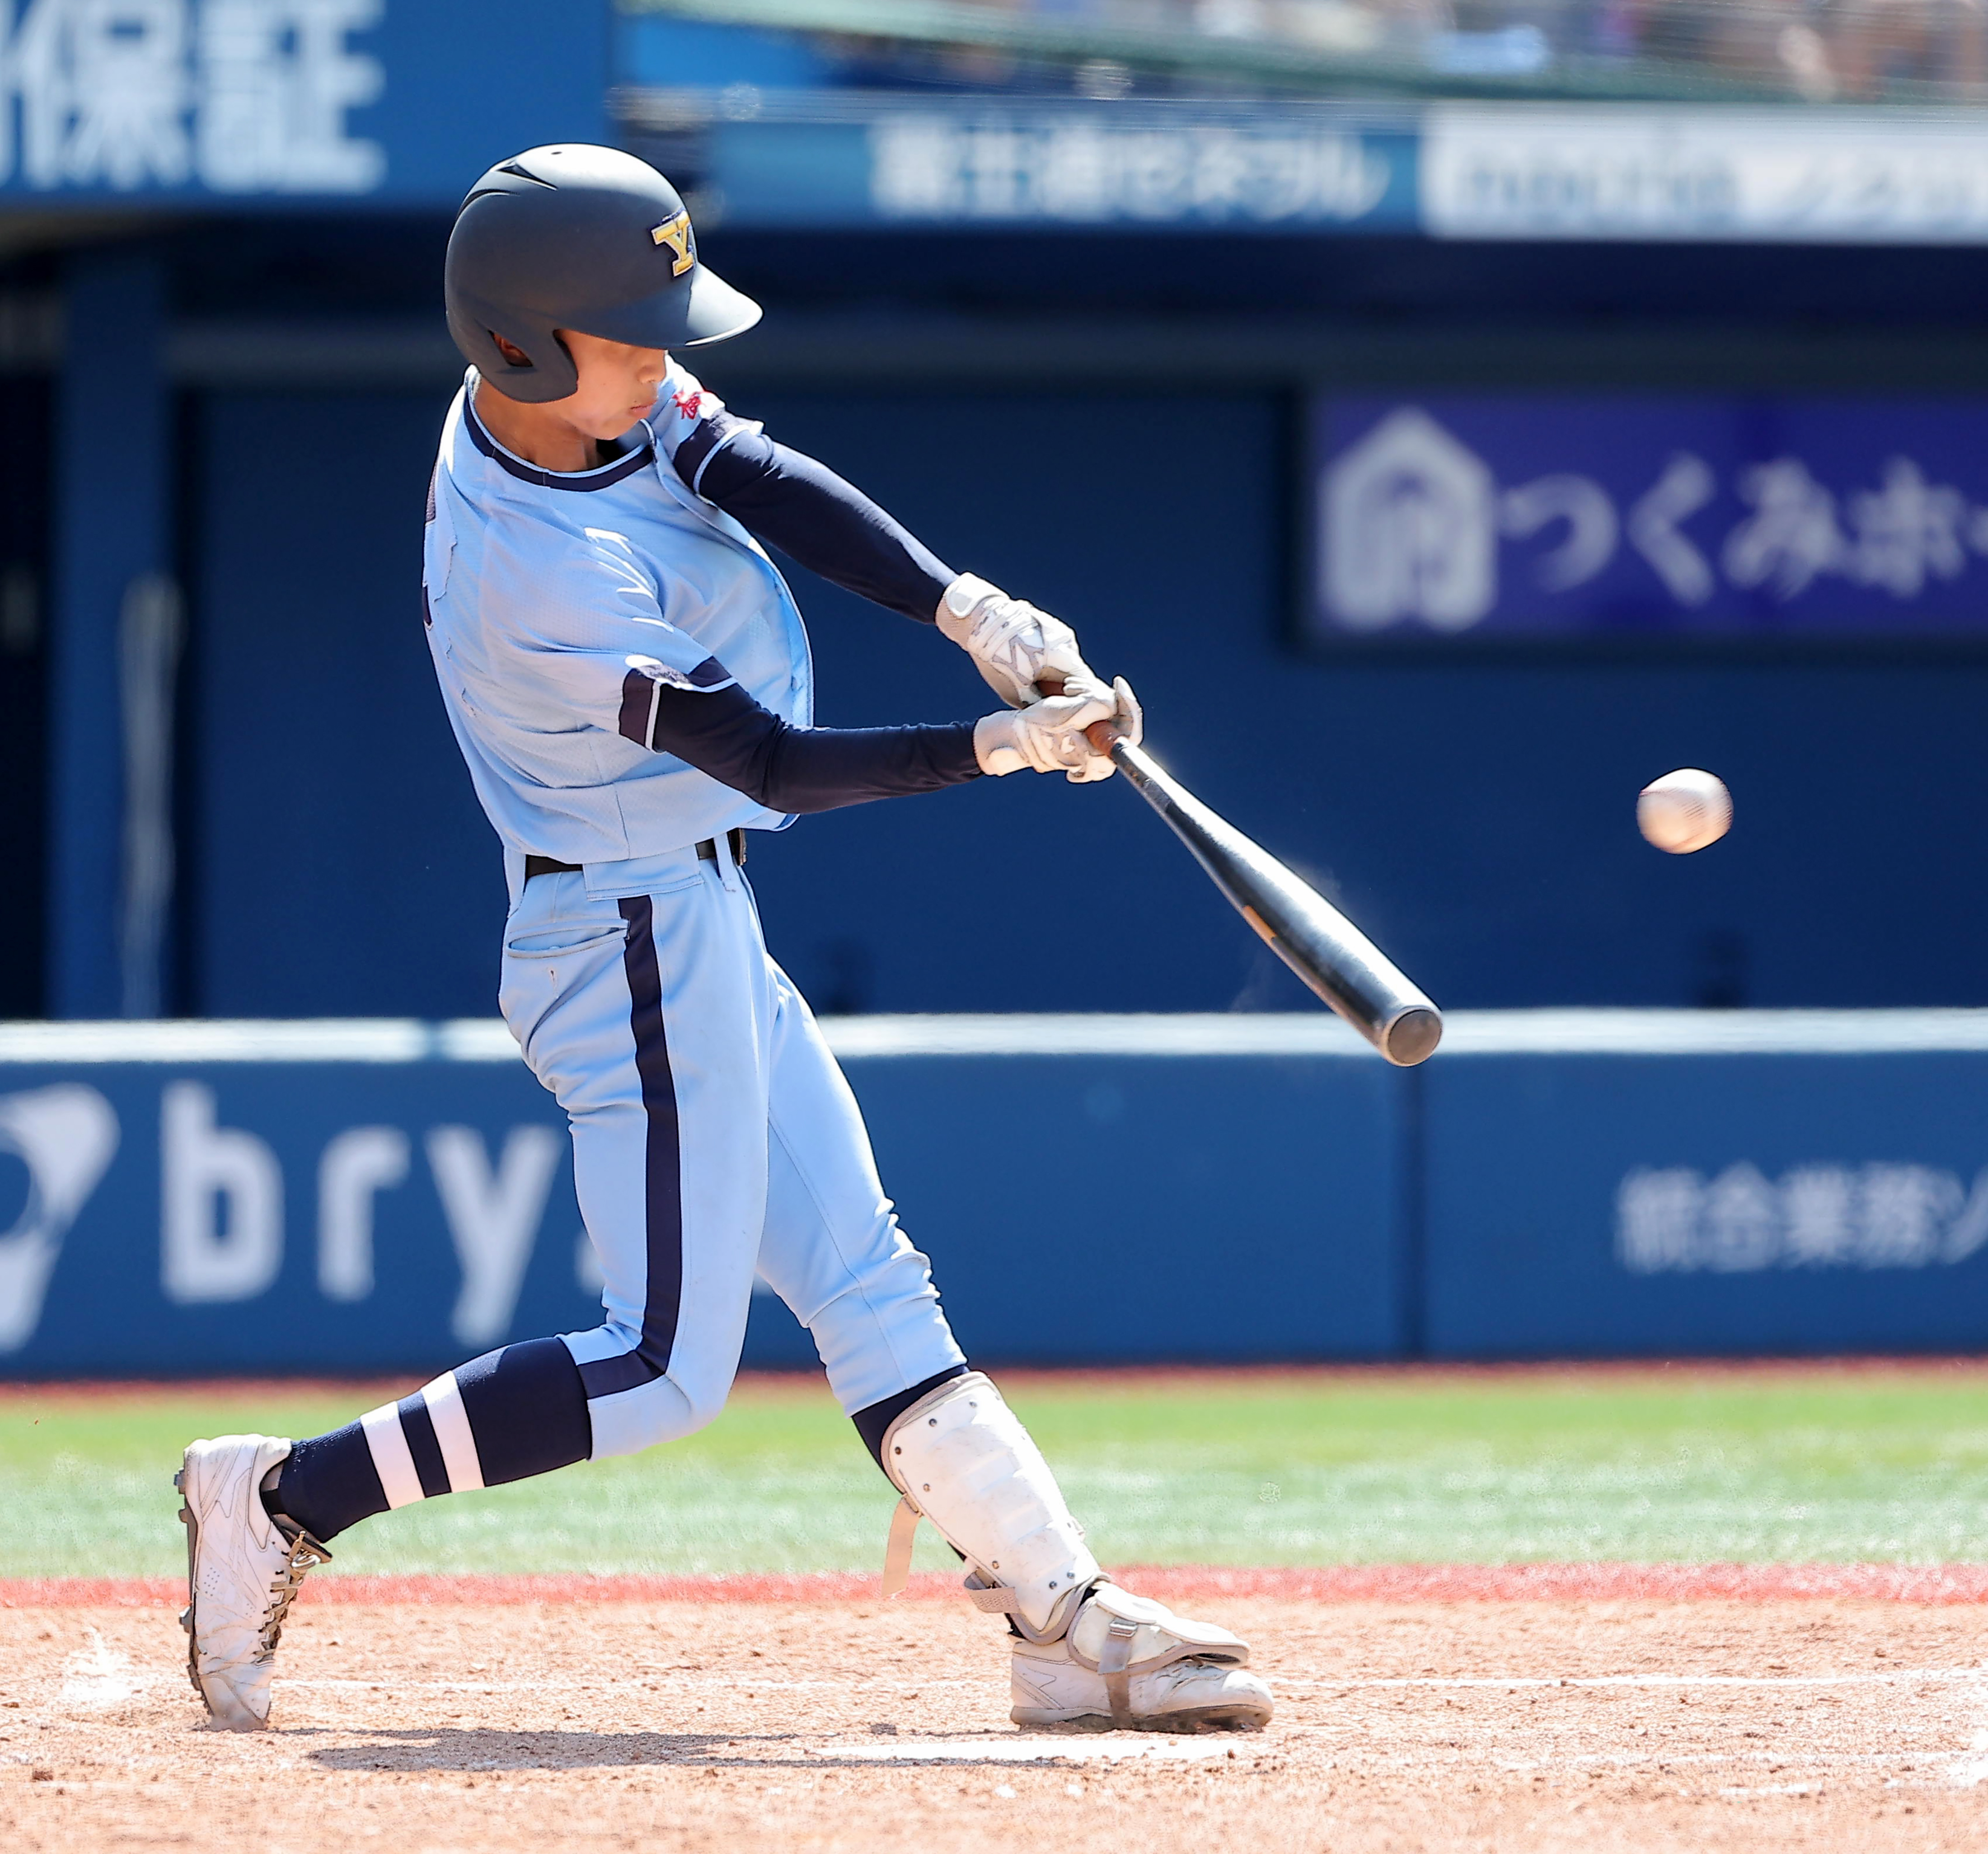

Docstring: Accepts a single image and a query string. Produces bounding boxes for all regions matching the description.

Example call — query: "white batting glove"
[938,573,1095,708]
[974,680,1118,781]
[1054,675,1143,783]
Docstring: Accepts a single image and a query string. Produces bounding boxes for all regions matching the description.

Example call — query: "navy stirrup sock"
[268,1337,592,1542]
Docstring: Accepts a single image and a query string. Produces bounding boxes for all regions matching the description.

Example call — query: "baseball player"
[175,145,1273,1739]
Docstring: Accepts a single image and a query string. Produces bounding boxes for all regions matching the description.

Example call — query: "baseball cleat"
[177,1434,330,1731]
[1008,1582,1274,1733]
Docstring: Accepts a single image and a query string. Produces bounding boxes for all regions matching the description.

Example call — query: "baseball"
[1637,768,1732,854]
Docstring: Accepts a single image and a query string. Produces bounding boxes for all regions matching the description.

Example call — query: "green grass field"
[5,1367,1988,1579]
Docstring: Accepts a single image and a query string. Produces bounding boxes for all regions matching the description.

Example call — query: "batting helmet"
[445,144,761,404]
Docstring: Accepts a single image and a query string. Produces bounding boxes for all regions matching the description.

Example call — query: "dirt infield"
[5,1583,1988,1852]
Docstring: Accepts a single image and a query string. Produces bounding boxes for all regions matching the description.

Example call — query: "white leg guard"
[879,1371,1098,1635]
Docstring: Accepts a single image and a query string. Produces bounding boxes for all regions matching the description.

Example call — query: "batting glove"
[938,573,1095,709]
[974,679,1118,781]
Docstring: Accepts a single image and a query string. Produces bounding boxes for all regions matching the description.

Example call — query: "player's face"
[558,330,671,439]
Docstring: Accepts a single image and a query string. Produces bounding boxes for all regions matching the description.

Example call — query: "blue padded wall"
[190,386,1988,1018]
[192,394,503,1018]
[0,1043,1400,1375]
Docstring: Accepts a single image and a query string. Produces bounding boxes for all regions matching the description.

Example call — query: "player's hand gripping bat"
[1042,679,1442,1067]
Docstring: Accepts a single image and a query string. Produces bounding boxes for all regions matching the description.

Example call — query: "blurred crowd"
[953,0,1988,98]
[1576,0,1985,97]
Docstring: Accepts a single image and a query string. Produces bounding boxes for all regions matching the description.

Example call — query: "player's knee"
[587,1370,731,1458]
[675,1377,731,1437]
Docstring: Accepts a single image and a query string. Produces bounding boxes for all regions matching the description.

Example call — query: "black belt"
[525,829,746,883]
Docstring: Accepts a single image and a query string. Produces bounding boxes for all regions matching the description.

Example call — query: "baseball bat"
[1042,681,1443,1066]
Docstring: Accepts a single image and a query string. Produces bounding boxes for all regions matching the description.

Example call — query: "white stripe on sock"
[359,1403,424,1508]
[420,1370,485,1493]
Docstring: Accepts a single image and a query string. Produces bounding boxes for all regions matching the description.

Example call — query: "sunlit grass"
[4,1366,1986,1577]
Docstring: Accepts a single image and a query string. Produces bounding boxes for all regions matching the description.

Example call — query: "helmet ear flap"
[445,298,579,404]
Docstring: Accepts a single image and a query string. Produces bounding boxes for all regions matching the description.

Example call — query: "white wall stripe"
[359,1402,425,1509]
[420,1370,485,1493]
[16,1009,1988,1065]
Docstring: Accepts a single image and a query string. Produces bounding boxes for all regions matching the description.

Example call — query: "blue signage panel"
[710,108,1419,232]
[0,1045,1402,1375]
[1421,105,1988,247]
[1423,1052,1988,1358]
[0,0,606,207]
[1308,395,1988,642]
[846,1053,1405,1364]
[0,1062,595,1374]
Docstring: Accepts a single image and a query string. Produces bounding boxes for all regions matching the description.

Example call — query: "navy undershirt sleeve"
[690,430,955,624]
[620,662,980,812]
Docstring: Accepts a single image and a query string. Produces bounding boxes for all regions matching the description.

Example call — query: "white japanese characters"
[1617,1161,1988,1276]
[0,0,384,194]
[1320,404,1988,633]
[871,117,1393,225]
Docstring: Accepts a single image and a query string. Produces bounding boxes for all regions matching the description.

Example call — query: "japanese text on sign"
[869,117,1399,225]
[1617,1162,1988,1276]
[1312,396,1988,639]
[0,0,384,194]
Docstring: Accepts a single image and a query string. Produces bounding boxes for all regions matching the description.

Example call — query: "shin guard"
[877,1371,1099,1636]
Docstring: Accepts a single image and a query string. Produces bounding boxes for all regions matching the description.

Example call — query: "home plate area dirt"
[5,1584,1988,1853]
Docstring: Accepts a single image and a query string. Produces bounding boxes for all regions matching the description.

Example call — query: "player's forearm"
[692,433,953,624]
[624,669,980,812]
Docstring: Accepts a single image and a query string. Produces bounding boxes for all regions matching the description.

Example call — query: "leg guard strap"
[881,1495,921,1599]
[1099,1614,1140,1729]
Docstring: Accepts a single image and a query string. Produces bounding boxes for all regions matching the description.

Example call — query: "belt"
[524,829,746,883]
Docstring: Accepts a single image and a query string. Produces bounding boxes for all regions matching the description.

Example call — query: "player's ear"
[491,333,530,366]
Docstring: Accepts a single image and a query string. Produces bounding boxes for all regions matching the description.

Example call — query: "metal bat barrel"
[1111,739,1442,1067]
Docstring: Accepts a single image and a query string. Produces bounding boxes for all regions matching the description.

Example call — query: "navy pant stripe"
[578,895,683,1402]
[578,1347,662,1399]
[397,1394,450,1498]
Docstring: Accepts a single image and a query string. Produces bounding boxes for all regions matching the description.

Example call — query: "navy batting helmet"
[445,144,761,404]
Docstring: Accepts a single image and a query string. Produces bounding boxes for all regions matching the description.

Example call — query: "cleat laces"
[258,1528,332,1660]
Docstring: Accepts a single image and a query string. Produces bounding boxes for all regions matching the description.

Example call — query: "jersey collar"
[463,385,656,492]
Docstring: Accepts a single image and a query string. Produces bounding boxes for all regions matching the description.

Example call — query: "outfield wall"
[3,1012,1987,1375]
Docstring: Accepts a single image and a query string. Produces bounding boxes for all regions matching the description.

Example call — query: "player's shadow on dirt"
[306,1728,1041,1773]
[307,1728,793,1771]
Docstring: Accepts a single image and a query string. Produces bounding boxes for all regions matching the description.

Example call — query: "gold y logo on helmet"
[651,212,695,276]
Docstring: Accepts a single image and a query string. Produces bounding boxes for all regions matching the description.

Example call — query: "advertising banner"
[0,0,605,205]
[1424,1047,1988,1357]
[17,1014,1988,1375]
[1308,394,1988,642]
[0,1022,1404,1375]
[707,103,1420,232]
[1422,105,1988,245]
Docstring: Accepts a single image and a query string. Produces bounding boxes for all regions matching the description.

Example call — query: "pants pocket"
[503,922,628,960]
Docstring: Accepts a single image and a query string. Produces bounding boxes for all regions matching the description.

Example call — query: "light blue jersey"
[422,361,814,897]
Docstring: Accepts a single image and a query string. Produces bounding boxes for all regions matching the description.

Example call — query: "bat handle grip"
[1033,675,1123,757]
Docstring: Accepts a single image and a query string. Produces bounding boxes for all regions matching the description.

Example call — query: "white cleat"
[1009,1583,1274,1733]
[176,1434,329,1731]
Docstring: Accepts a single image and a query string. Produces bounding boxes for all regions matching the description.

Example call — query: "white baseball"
[1637,769,1731,854]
